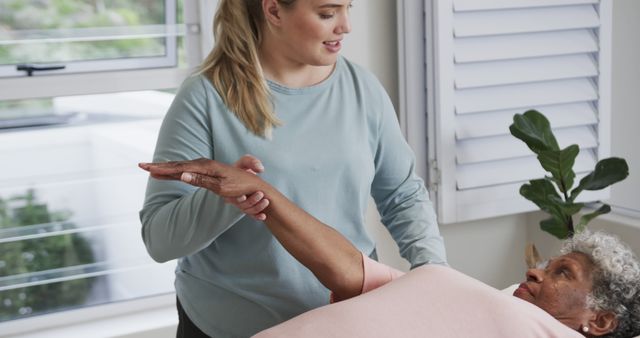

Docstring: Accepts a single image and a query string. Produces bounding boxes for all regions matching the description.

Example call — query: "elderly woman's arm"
[139,159,364,301]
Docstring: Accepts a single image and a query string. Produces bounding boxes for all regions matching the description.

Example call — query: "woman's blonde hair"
[200,0,295,138]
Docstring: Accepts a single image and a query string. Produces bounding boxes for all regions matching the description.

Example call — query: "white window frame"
[0,0,179,78]
[0,0,217,334]
[397,0,429,182]
[398,0,614,224]
[0,0,216,101]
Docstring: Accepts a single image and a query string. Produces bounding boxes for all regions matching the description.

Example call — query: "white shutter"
[425,0,612,223]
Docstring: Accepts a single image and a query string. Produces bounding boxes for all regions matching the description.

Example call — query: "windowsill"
[592,209,640,229]
[606,208,640,226]
[1,294,177,338]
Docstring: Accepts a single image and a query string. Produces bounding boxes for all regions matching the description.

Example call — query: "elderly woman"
[140,158,640,338]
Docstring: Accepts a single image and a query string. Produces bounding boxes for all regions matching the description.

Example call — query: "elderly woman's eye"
[556,267,571,278]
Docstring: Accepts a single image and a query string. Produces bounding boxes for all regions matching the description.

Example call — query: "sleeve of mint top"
[369,82,447,269]
[139,76,243,263]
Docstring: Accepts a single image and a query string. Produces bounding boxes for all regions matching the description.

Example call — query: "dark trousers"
[176,297,211,338]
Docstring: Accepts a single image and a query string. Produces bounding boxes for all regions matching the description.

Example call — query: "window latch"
[17,64,66,77]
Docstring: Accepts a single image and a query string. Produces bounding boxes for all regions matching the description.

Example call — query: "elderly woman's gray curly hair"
[561,230,640,338]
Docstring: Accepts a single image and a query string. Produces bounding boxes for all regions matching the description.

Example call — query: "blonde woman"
[139,0,446,337]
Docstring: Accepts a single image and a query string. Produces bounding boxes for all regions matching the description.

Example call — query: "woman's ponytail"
[199,0,280,138]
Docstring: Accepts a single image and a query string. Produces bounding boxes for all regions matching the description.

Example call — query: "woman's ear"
[262,0,283,26]
[587,311,618,336]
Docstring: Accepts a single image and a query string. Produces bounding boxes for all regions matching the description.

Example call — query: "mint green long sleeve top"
[139,56,447,337]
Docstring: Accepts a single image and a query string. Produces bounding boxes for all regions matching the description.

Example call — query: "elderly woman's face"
[513,252,595,328]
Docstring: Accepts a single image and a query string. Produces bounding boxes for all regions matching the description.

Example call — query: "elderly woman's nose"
[526,268,544,282]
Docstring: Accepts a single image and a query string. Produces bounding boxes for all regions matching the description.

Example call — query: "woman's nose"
[526,268,544,283]
[336,13,351,34]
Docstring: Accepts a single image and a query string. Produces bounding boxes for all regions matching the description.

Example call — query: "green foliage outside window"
[0,0,170,64]
[0,189,95,321]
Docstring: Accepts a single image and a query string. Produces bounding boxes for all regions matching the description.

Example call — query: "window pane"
[0,90,175,322]
[4,33,169,64]
[0,98,58,123]
[0,0,183,76]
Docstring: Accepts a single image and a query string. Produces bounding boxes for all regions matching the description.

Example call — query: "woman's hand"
[139,156,270,220]
[226,155,269,221]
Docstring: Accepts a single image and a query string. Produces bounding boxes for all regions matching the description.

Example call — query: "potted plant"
[0,189,95,321]
[509,110,629,266]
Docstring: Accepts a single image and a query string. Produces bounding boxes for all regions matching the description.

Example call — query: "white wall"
[341,0,398,105]
[609,0,640,215]
[346,0,640,289]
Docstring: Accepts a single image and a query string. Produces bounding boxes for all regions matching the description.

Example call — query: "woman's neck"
[258,44,335,88]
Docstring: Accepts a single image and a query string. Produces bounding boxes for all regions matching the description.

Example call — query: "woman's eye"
[319,13,334,19]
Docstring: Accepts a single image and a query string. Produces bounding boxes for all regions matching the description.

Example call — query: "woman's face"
[269,0,352,66]
[513,252,595,328]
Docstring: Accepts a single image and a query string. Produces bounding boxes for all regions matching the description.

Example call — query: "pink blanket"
[254,265,582,338]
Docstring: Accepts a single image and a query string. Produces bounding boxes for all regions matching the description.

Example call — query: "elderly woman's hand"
[139,156,270,220]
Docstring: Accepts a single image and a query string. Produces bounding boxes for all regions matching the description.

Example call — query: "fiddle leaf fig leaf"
[540,217,570,240]
[570,158,629,200]
[520,179,563,217]
[537,144,579,193]
[510,110,560,154]
[511,110,629,239]
[522,180,584,239]
[576,204,611,233]
[547,195,584,218]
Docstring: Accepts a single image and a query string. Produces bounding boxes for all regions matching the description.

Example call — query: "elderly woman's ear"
[586,310,617,336]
